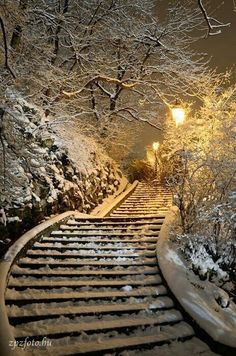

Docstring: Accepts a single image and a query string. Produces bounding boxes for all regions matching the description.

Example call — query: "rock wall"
[0,93,124,255]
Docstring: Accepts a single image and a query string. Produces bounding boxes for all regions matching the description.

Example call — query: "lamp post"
[171,99,185,127]
[171,100,186,176]
[152,141,160,180]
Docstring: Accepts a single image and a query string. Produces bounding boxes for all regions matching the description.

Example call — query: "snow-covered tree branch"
[0,0,221,138]
[197,0,230,36]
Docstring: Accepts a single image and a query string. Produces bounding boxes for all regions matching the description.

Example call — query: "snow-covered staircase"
[3,182,216,355]
[110,182,172,217]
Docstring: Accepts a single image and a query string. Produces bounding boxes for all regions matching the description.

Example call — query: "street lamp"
[171,99,185,127]
[152,141,160,152]
[152,141,160,180]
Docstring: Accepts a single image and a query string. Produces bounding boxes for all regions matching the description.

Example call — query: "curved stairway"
[3,182,217,355]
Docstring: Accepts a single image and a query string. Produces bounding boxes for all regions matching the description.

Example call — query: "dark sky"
[193,0,236,73]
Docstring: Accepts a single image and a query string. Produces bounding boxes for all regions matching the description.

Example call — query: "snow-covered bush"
[179,234,234,282]
[176,232,236,301]
[0,93,123,253]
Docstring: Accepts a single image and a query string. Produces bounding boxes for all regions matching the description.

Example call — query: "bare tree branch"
[62,76,139,97]
[0,108,6,190]
[112,107,162,131]
[0,16,16,78]
[198,0,230,36]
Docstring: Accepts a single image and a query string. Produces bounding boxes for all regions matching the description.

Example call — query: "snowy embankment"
[157,207,236,348]
[0,92,125,252]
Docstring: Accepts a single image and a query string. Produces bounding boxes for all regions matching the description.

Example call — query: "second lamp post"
[152,141,160,180]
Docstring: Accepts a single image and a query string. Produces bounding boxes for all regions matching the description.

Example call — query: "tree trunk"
[10,25,22,49]
[52,0,69,63]
[110,98,116,111]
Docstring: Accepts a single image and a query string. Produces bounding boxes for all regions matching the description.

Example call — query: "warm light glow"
[152,141,160,151]
[171,107,185,127]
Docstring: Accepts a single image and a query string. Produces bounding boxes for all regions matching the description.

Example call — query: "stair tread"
[6,285,167,301]
[11,266,159,276]
[74,215,166,220]
[8,296,174,318]
[59,225,162,230]
[17,257,158,266]
[33,243,157,250]
[66,220,164,226]
[41,237,158,243]
[50,231,159,236]
[26,251,156,258]
[8,275,161,288]
[14,309,183,338]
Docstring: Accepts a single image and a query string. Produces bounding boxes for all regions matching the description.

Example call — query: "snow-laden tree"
[159,83,236,286]
[161,81,236,233]
[0,1,224,139]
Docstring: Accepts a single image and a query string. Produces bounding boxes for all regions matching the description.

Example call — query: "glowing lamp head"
[152,141,160,151]
[171,100,185,127]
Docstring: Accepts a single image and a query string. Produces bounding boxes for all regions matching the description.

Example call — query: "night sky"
[193,0,236,73]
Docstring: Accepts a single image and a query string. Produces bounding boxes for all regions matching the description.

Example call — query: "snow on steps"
[8,275,162,288]
[0,182,217,355]
[6,285,168,302]
[0,181,134,356]
[27,323,195,355]
[16,257,158,267]
[40,236,158,243]
[11,265,159,276]
[31,241,157,250]
[14,309,184,338]
[0,211,89,356]
[49,230,160,236]
[7,296,174,318]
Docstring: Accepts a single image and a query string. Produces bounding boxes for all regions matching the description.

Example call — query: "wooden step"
[6,285,167,301]
[55,228,161,234]
[11,266,159,277]
[8,296,174,318]
[26,250,156,258]
[17,257,158,267]
[14,309,183,338]
[122,199,169,202]
[110,211,167,214]
[8,275,161,288]
[114,209,168,212]
[113,207,168,210]
[114,207,167,210]
[33,242,157,250]
[59,225,162,231]
[14,322,194,355]
[41,237,158,244]
[110,213,167,217]
[119,204,170,207]
[50,231,159,237]
[73,216,166,221]
[124,197,171,200]
[66,220,164,226]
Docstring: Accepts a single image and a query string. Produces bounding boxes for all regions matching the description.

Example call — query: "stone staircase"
[110,182,172,217]
[3,182,216,355]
